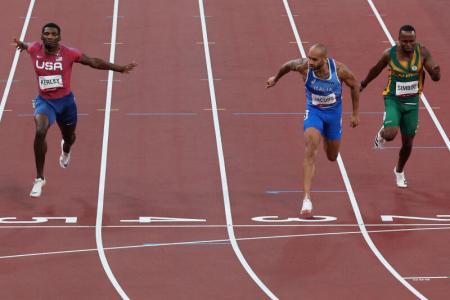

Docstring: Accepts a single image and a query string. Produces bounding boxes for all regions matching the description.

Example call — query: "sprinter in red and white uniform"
[14,23,137,197]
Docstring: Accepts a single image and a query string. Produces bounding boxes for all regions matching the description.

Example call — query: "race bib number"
[311,93,336,106]
[39,75,63,91]
[396,81,418,96]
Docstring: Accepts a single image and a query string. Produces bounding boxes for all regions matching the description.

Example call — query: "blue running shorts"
[34,92,77,126]
[303,104,342,140]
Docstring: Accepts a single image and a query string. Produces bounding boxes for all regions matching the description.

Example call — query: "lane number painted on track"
[120,216,207,223]
[0,217,77,224]
[252,215,337,223]
[381,215,450,222]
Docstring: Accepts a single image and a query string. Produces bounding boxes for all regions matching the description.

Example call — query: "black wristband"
[360,80,367,88]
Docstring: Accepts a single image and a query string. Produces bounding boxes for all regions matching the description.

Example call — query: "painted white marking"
[96,0,129,299]
[419,106,440,110]
[100,79,121,82]
[367,0,449,151]
[104,42,123,45]
[404,276,449,281]
[283,1,427,299]
[0,0,35,123]
[198,1,278,299]
[2,223,450,229]
[0,217,77,224]
[381,215,450,222]
[1,226,449,261]
[203,108,226,111]
[196,41,216,45]
[97,108,119,111]
[120,216,207,223]
[252,215,337,223]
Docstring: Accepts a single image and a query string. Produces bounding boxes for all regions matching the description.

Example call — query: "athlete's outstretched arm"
[266,58,306,88]
[13,38,29,52]
[78,54,137,73]
[338,63,360,128]
[422,46,440,81]
[360,49,390,91]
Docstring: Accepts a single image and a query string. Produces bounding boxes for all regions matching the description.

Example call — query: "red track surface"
[0,0,448,299]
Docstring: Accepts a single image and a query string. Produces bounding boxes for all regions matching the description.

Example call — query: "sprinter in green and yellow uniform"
[360,25,440,188]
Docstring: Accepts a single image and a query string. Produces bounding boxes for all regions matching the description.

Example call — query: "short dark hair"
[399,25,415,35]
[42,23,61,35]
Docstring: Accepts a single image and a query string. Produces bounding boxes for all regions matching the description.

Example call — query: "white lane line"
[197,1,278,299]
[96,0,129,299]
[0,0,35,123]
[2,222,450,229]
[282,1,427,299]
[2,223,450,228]
[1,226,448,260]
[366,0,450,151]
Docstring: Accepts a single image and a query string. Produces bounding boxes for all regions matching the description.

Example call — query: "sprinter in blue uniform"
[266,44,360,217]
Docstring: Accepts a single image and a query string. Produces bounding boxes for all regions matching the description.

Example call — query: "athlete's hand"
[266,76,277,88]
[350,114,359,128]
[13,38,27,52]
[431,65,440,73]
[120,62,137,74]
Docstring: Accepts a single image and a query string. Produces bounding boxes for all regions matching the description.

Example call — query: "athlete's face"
[398,31,416,53]
[41,27,60,50]
[307,48,326,71]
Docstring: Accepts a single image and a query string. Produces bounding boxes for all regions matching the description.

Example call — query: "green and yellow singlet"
[383,44,424,98]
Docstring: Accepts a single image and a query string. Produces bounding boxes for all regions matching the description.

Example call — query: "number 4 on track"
[120,216,207,223]
[381,215,450,222]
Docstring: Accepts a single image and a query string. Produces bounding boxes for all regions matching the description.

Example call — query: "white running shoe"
[30,178,46,197]
[300,198,313,217]
[374,126,385,149]
[59,140,71,168]
[394,167,407,188]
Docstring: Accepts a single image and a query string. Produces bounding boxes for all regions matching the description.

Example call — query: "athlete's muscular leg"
[323,138,340,161]
[381,126,399,141]
[58,123,77,153]
[397,134,414,172]
[34,114,50,179]
[303,128,322,200]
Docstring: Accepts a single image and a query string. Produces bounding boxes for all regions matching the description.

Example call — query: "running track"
[0,0,448,299]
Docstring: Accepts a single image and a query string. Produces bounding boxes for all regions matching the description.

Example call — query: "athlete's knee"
[383,127,398,141]
[305,137,319,156]
[326,152,338,161]
[65,132,76,145]
[401,136,414,149]
[35,126,48,140]
[324,142,339,161]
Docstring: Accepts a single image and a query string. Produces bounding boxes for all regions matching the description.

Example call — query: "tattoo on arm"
[288,58,307,71]
[274,58,306,82]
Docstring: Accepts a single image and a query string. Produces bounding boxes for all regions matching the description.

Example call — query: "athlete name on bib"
[39,75,63,91]
[396,81,418,96]
[312,92,337,106]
